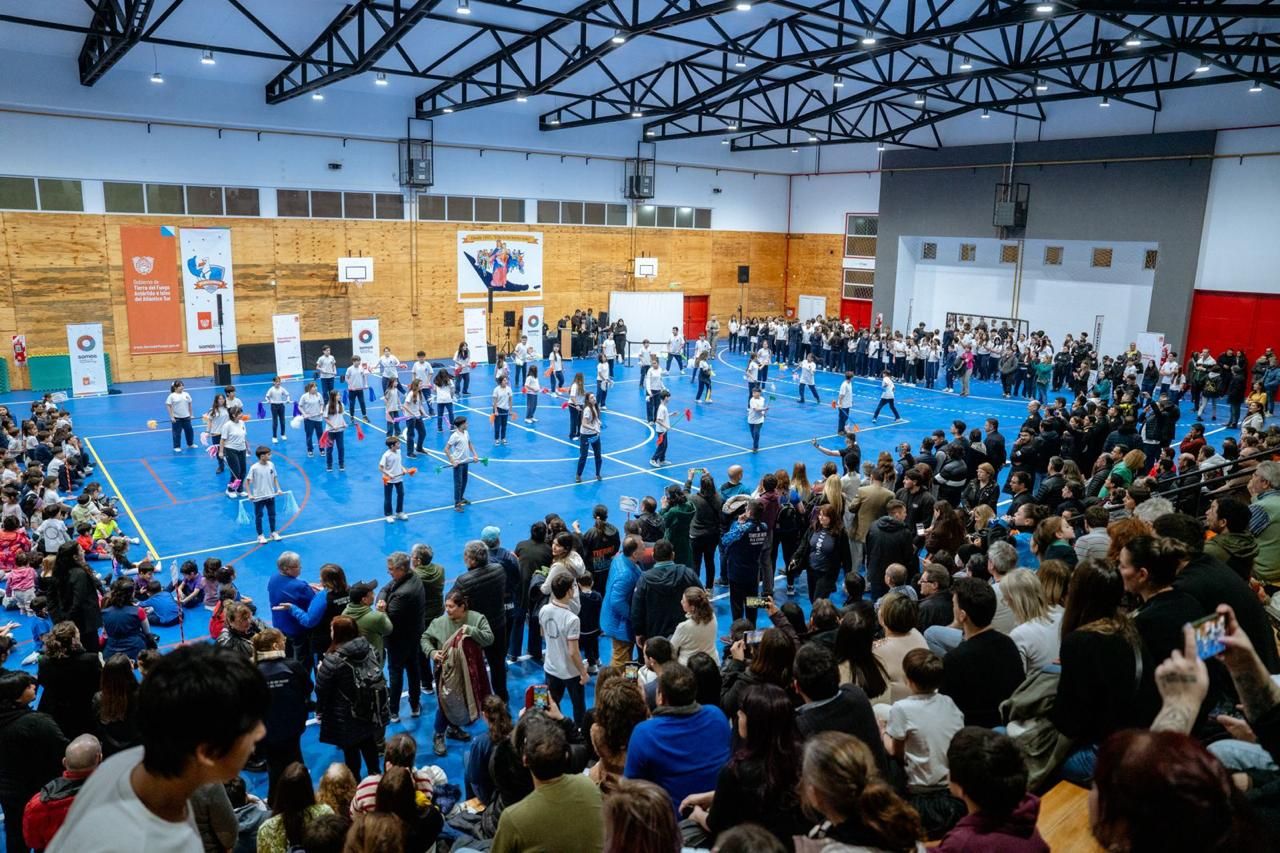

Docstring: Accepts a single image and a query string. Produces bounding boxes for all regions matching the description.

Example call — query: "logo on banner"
[131,256,155,275]
[75,335,96,352]
[526,314,542,332]
[187,256,228,294]
[197,312,212,331]
[358,329,374,344]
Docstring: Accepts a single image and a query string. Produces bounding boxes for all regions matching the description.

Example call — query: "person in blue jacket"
[601,536,643,667]
[720,499,771,627]
[139,579,181,627]
[267,551,316,664]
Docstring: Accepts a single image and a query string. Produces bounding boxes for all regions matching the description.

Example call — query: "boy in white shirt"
[637,340,653,389]
[379,436,410,522]
[316,345,338,398]
[265,376,292,443]
[649,391,671,467]
[539,573,590,725]
[645,357,665,423]
[343,356,368,420]
[492,376,513,444]
[666,327,686,373]
[871,370,901,423]
[445,416,479,513]
[411,351,435,415]
[836,370,854,435]
[246,446,282,543]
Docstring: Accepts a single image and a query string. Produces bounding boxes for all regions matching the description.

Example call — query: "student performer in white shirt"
[445,416,479,512]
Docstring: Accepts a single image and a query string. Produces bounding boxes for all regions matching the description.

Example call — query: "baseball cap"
[480,525,501,545]
[350,581,377,600]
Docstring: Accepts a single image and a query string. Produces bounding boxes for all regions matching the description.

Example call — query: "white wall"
[1195,126,1280,295]
[787,162,881,234]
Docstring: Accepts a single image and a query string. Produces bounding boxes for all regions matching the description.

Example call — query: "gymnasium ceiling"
[2,0,1278,154]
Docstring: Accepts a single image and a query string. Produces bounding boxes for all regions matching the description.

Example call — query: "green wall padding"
[26,353,113,393]
[0,358,9,394]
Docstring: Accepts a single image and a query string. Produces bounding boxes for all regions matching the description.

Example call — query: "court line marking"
[137,457,177,505]
[83,437,162,562]
[351,415,519,498]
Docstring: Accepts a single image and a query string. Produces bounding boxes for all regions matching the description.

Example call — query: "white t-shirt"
[381,449,405,483]
[1010,617,1060,674]
[206,408,229,436]
[539,601,582,680]
[524,373,540,394]
[435,382,454,404]
[48,747,203,853]
[880,377,895,399]
[411,360,433,386]
[246,461,278,501]
[166,392,193,419]
[444,430,471,464]
[345,365,367,390]
[219,419,247,452]
[837,380,853,408]
[299,392,324,419]
[265,384,291,403]
[325,405,347,432]
[493,385,513,411]
[654,403,670,434]
[316,354,337,378]
[602,338,617,359]
[377,354,400,378]
[885,693,965,789]
[747,396,766,425]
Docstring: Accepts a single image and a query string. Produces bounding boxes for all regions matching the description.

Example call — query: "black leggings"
[342,738,380,779]
[224,446,247,489]
[691,534,718,587]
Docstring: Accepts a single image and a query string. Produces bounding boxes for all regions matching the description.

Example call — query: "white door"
[797,295,827,321]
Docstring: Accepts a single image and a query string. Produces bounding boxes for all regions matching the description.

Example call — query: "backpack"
[776,501,804,535]
[346,654,389,724]
[952,354,966,371]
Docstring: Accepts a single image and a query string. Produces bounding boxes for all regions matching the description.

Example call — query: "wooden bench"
[1036,781,1104,851]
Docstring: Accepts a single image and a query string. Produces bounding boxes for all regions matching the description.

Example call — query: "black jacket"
[962,480,999,512]
[315,637,389,747]
[792,524,853,579]
[1175,553,1280,673]
[581,524,621,575]
[917,592,953,631]
[894,487,935,534]
[452,563,507,633]
[381,571,427,653]
[1034,474,1066,512]
[865,516,918,593]
[795,685,888,774]
[688,492,724,540]
[48,568,102,651]
[630,561,701,641]
[0,702,67,800]
[37,651,102,740]
[514,539,553,611]
[258,654,311,746]
[985,431,1007,471]
[936,458,969,504]
[634,512,664,542]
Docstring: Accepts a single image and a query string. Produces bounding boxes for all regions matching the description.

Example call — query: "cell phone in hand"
[744,629,766,645]
[1191,612,1227,660]
[623,662,640,681]
[916,523,926,536]
[532,684,550,709]
[744,596,769,608]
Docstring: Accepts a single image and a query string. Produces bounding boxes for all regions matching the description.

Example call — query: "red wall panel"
[841,298,872,328]
[1186,291,1280,365]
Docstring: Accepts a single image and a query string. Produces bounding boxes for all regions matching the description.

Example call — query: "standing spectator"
[940,579,1024,728]
[513,523,552,665]
[411,545,445,688]
[1204,497,1258,581]
[451,540,509,701]
[490,714,602,853]
[720,501,771,626]
[865,501,917,601]
[623,663,731,811]
[253,628,309,802]
[267,552,315,664]
[190,781,238,853]
[601,537,642,666]
[315,616,389,779]
[539,574,590,727]
[687,473,723,590]
[0,671,67,853]
[480,526,522,658]
[22,735,102,852]
[50,645,270,851]
[342,582,392,660]
[281,563,350,673]
[378,551,425,723]
[46,542,100,652]
[36,621,102,740]
[630,540,701,648]
[421,590,492,756]
[580,507,621,592]
[849,465,895,574]
[669,586,719,665]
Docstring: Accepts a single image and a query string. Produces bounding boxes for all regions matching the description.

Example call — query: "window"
[959,243,976,262]
[561,201,584,225]
[636,205,657,227]
[186,186,224,216]
[473,197,500,222]
[693,208,710,229]
[445,196,473,222]
[104,181,146,213]
[375,193,404,220]
[276,189,310,217]
[584,202,606,226]
[37,179,83,211]
[537,200,559,224]
[343,192,374,219]
[501,198,525,223]
[656,206,675,228]
[0,176,37,210]
[146,184,185,214]
[310,191,342,218]
[1044,245,1063,266]
[536,199,630,226]
[921,241,937,260]
[419,195,446,221]
[1091,247,1113,268]
[999,244,1019,264]
[844,213,878,257]
[1144,249,1158,270]
[225,188,260,217]
[676,207,694,228]
[843,269,874,300]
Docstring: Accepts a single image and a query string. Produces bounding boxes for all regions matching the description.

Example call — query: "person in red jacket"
[22,734,102,851]
[936,727,1048,852]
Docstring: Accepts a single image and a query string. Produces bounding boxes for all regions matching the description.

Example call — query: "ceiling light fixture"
[1125,33,1142,47]
[981,108,990,118]
[833,75,844,88]
[725,122,738,129]
[150,70,164,84]
[515,91,528,102]
[547,116,560,125]
[1035,77,1048,91]
[442,106,453,112]
[1194,62,1211,73]
[959,56,973,71]
[877,144,886,151]
[611,30,627,44]
[721,139,730,144]
[735,53,747,68]
[736,2,752,10]
[790,147,799,152]
[200,50,215,65]
[1035,3,1054,12]
[647,129,656,136]
[1249,81,1263,93]
[375,72,388,86]
[456,0,470,14]
[312,92,324,100]
[1099,96,1110,107]
[861,31,877,46]
[630,106,643,117]
[913,92,926,105]
[808,134,818,142]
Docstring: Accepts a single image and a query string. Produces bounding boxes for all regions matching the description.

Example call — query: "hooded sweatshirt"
[631,560,702,640]
[1204,532,1259,582]
[936,794,1048,852]
[341,601,393,657]
[414,561,446,621]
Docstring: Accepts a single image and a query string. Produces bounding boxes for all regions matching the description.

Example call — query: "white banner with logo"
[463,308,489,364]
[521,306,544,342]
[180,227,237,354]
[352,318,380,365]
[272,314,304,379]
[66,323,108,397]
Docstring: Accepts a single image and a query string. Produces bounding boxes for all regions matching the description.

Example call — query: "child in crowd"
[176,560,204,608]
[3,550,37,614]
[70,493,99,528]
[141,579,181,627]
[21,595,52,665]
[380,435,409,523]
[576,573,602,675]
[202,558,223,609]
[75,523,111,561]
[937,727,1049,851]
[882,649,966,839]
[217,564,253,608]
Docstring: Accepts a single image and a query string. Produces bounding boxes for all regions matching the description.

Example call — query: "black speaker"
[598,311,609,326]
[737,265,750,284]
[212,362,231,385]
[487,287,494,315]
[215,293,225,326]
[504,311,516,328]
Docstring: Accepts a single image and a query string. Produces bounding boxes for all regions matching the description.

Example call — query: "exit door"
[841,298,872,329]
[683,295,709,340]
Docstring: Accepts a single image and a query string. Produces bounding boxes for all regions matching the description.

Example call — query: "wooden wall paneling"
[785,233,844,314]
[0,216,20,389]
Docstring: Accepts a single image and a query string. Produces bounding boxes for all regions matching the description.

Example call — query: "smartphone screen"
[744,629,765,645]
[532,684,550,709]
[744,596,768,608]
[623,663,640,681]
[1191,613,1226,660]
[916,523,926,536]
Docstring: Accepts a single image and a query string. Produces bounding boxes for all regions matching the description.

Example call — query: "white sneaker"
[385,515,395,523]
[257,534,268,544]
[272,437,278,444]
[396,512,409,520]
[238,491,248,498]
[271,532,282,541]
[129,536,140,545]
[173,447,182,453]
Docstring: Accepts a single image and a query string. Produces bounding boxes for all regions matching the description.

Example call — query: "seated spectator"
[686,651,723,710]
[224,775,269,853]
[623,662,730,811]
[721,627,795,719]
[492,713,602,853]
[588,678,649,787]
[1204,497,1258,582]
[50,645,269,851]
[22,735,100,852]
[879,562,919,605]
[369,766,443,852]
[253,628,310,801]
[793,643,886,769]
[351,733,438,816]
[834,603,891,705]
[883,649,965,839]
[36,621,101,740]
[1031,515,1078,569]
[1002,569,1059,674]
[638,636,672,710]
[256,762,333,853]
[874,592,928,701]
[917,564,953,631]
[315,763,356,829]
[940,578,1024,728]
[466,696,513,802]
[1121,535,1205,669]
[601,778,682,853]
[796,731,924,850]
[680,683,807,848]
[92,654,142,757]
[936,727,1048,852]
[297,812,347,853]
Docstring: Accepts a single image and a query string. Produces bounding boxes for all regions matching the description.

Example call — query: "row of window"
[636,205,712,229]
[277,189,405,220]
[0,177,84,212]
[103,183,264,217]
[925,241,1158,270]
[844,213,878,257]
[418,195,526,223]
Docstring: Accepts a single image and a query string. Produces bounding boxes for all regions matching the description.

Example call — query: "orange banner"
[120,225,183,354]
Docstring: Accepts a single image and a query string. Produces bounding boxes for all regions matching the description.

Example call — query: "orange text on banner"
[120,225,183,354]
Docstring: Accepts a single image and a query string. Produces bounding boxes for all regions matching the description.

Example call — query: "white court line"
[353,416,519,497]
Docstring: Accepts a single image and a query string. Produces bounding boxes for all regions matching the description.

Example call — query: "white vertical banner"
[352,318,380,364]
[180,227,237,354]
[463,308,489,364]
[520,306,544,340]
[272,314,304,379]
[66,323,108,397]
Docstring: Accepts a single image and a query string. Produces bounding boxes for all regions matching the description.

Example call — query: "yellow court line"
[83,438,161,563]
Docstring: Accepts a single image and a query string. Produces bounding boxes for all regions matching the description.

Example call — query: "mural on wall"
[457,231,543,303]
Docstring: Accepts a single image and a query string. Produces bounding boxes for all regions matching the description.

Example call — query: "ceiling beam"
[77,0,159,85]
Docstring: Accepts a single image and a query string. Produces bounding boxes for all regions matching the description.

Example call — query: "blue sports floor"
[0,346,1239,813]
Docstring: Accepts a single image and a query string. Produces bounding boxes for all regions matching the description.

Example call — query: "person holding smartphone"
[539,573,590,728]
